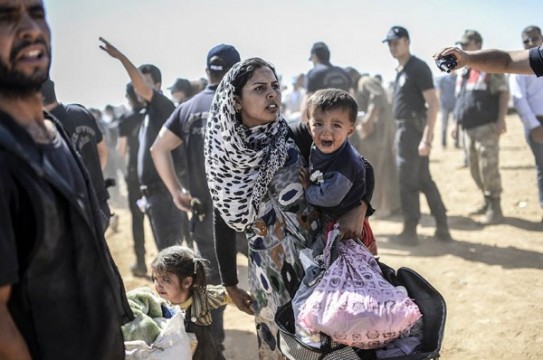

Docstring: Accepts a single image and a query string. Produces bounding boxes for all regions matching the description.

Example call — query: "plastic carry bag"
[125,311,195,360]
[297,225,422,349]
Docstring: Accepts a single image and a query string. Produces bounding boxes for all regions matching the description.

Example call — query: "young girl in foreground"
[151,246,230,360]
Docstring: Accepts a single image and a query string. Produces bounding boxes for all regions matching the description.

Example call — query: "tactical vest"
[454,69,500,130]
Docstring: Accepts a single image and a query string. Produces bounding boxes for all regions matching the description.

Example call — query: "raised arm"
[99,37,154,102]
[434,47,533,75]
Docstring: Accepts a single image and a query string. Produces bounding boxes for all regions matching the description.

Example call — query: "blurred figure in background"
[510,25,543,222]
[434,70,458,148]
[344,66,362,97]
[41,79,112,232]
[301,42,351,122]
[166,78,195,248]
[102,104,124,209]
[191,78,208,94]
[384,25,451,244]
[453,30,509,225]
[100,37,184,251]
[282,73,305,122]
[117,83,148,276]
[352,74,401,218]
[168,77,194,105]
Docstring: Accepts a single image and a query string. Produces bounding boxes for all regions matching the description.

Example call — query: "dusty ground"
[106,113,543,360]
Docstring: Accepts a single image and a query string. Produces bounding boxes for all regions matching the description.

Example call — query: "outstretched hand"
[434,47,467,70]
[226,286,254,315]
[99,37,124,59]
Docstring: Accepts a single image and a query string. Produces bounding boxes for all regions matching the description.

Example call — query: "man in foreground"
[0,1,132,359]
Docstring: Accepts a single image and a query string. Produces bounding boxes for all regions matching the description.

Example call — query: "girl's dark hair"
[151,246,208,291]
[231,57,278,97]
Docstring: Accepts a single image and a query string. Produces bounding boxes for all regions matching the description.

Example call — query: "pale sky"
[46,0,541,109]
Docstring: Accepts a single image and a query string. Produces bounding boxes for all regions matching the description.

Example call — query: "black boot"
[434,217,452,241]
[395,221,419,246]
[469,197,489,216]
[131,258,148,277]
[481,197,503,225]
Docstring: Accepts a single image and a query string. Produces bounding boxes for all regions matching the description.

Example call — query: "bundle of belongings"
[122,287,196,360]
[276,224,446,360]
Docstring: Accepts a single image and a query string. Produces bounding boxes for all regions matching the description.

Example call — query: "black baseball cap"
[168,78,192,94]
[382,26,410,43]
[309,41,330,61]
[206,44,240,73]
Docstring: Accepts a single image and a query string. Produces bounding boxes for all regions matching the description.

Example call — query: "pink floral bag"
[297,225,422,349]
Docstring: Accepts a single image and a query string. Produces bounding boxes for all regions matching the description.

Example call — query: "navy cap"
[382,26,410,43]
[168,78,192,94]
[309,41,330,60]
[206,44,241,73]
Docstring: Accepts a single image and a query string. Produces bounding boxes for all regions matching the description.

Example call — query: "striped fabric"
[180,285,230,326]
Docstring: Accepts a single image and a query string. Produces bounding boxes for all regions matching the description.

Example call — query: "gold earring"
[235,107,241,113]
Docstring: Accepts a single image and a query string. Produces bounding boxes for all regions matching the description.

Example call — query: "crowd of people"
[1,0,542,359]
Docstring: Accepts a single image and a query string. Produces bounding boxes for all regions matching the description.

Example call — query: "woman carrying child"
[205,57,375,358]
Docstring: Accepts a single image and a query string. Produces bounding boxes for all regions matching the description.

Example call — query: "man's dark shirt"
[165,85,217,236]
[392,56,434,119]
[49,103,108,203]
[0,112,131,359]
[306,63,352,93]
[137,90,175,186]
[118,108,144,178]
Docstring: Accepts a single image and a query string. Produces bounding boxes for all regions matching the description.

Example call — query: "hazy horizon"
[46,0,541,109]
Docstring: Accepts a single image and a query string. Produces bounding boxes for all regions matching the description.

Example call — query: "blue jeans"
[440,107,458,147]
[396,121,448,227]
[526,129,543,208]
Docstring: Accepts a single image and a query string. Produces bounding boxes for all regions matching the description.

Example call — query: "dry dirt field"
[106,113,543,360]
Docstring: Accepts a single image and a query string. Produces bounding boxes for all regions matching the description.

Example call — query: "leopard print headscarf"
[204,60,289,231]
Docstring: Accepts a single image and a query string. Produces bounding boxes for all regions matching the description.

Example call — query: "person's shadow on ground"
[378,229,543,271]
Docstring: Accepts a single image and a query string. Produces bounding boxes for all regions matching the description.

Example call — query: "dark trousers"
[142,183,184,251]
[395,121,447,227]
[192,215,225,348]
[126,175,145,264]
